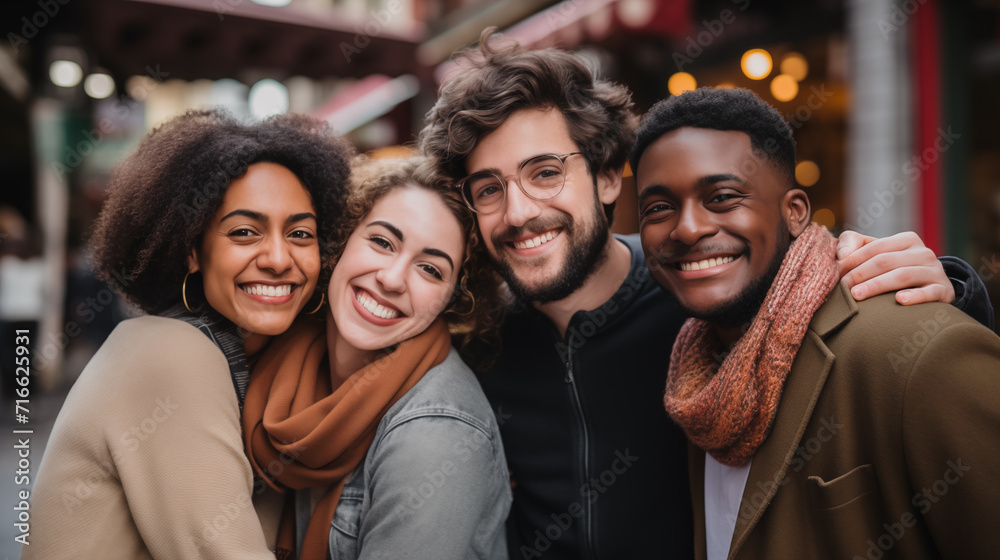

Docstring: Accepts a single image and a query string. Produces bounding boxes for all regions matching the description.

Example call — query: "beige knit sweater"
[22,315,282,560]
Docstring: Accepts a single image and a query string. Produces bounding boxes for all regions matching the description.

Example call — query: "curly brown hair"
[90,108,354,315]
[330,155,505,369]
[418,28,638,225]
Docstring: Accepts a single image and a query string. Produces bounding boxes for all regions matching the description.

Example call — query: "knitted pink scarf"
[664,223,839,467]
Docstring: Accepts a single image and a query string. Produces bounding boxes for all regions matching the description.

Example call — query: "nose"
[670,202,718,246]
[502,177,543,228]
[256,235,293,274]
[375,257,407,294]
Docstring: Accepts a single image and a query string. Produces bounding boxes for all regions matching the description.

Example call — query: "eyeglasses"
[457,152,582,214]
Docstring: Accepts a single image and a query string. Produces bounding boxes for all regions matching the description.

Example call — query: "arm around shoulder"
[104,318,277,559]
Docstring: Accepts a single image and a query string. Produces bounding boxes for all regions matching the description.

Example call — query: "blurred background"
[0,0,999,554]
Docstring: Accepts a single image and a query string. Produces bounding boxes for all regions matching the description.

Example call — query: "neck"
[711,324,746,349]
[534,235,632,337]
[325,313,377,388]
[243,333,269,360]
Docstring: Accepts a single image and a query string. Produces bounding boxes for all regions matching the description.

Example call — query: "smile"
[677,256,736,271]
[241,283,294,297]
[511,230,559,250]
[355,288,401,320]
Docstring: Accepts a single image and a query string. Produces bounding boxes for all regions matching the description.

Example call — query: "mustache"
[492,215,572,246]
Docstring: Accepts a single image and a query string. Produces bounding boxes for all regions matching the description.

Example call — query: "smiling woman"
[242,155,511,560]
[189,162,322,356]
[23,109,353,560]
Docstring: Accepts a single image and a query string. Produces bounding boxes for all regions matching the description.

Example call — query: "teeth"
[356,290,399,319]
[513,231,557,250]
[678,256,735,272]
[243,284,292,297]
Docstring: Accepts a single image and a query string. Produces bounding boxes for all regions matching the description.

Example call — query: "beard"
[490,196,609,305]
[681,219,792,328]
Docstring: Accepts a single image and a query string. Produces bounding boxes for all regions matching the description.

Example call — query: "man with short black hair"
[631,86,999,559]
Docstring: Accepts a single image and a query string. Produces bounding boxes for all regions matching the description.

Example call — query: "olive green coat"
[690,283,1000,560]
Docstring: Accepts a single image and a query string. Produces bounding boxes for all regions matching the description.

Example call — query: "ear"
[186,247,200,274]
[595,167,623,206]
[782,188,811,238]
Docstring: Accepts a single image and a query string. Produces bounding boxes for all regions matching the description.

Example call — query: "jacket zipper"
[563,348,596,560]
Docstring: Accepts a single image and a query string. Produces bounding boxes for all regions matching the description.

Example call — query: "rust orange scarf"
[243,315,451,560]
[664,224,839,467]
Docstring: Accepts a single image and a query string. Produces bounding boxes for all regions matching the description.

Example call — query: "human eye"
[369,235,392,249]
[469,174,504,202]
[289,229,315,240]
[709,191,744,205]
[524,157,564,186]
[228,227,259,238]
[640,201,674,218]
[419,264,443,281]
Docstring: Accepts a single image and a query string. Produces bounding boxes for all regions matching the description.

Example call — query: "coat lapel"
[726,284,857,558]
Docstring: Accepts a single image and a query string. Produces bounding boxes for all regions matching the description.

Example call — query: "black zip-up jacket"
[478,234,993,560]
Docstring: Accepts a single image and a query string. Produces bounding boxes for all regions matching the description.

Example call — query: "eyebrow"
[368,220,455,270]
[470,152,564,176]
[638,173,746,204]
[220,209,317,225]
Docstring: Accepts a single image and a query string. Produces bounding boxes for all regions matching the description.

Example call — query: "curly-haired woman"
[243,155,511,560]
[24,109,353,560]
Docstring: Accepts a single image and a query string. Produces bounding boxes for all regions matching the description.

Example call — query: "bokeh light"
[770,74,799,102]
[668,72,697,96]
[780,52,809,81]
[84,73,115,99]
[796,160,821,187]
[49,60,83,87]
[249,78,289,118]
[741,49,772,80]
[813,208,836,229]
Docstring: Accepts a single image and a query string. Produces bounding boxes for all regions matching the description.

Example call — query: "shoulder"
[104,314,224,357]
[823,287,985,347]
[378,348,499,438]
[812,285,999,379]
[74,315,230,402]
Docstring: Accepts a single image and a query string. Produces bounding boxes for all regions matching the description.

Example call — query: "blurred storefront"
[0,0,997,392]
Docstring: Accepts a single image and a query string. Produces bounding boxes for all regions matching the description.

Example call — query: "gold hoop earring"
[306,292,325,314]
[182,272,195,313]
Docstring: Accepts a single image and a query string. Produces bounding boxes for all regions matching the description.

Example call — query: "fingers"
[838,232,935,286]
[893,285,956,306]
[835,230,875,260]
[844,261,955,303]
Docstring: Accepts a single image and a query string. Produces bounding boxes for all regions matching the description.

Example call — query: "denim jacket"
[326,348,511,560]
